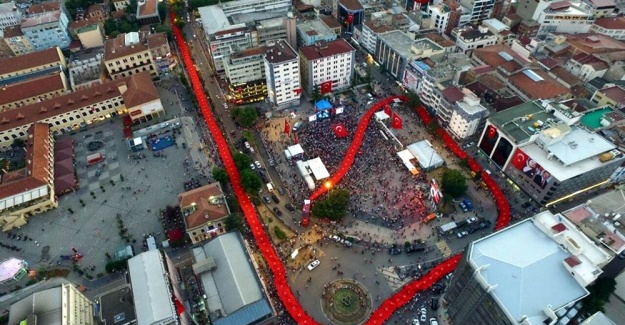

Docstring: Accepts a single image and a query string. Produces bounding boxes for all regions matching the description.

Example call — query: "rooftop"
[509,69,571,100]
[178,182,229,229]
[8,285,65,325]
[300,38,354,61]
[21,11,61,28]
[549,66,581,86]
[1,25,23,38]
[489,101,553,143]
[198,5,231,35]
[565,33,625,54]
[319,14,341,29]
[0,258,26,283]
[146,32,168,48]
[482,18,509,32]
[0,47,63,79]
[473,44,529,68]
[598,86,625,105]
[339,0,364,11]
[229,46,268,60]
[0,72,66,108]
[378,30,418,59]
[264,39,298,64]
[25,2,60,15]
[297,18,337,39]
[104,32,149,61]
[99,286,137,325]
[363,20,396,34]
[137,0,158,17]
[594,16,625,30]
[128,250,176,325]
[469,214,607,325]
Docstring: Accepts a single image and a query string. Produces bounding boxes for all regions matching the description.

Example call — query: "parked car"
[431,297,439,310]
[467,217,478,224]
[456,231,468,238]
[405,244,426,254]
[268,158,275,166]
[244,141,251,149]
[263,196,271,204]
[307,259,320,270]
[285,203,296,212]
[271,194,280,204]
[277,187,285,195]
[250,163,256,170]
[254,161,262,169]
[272,207,283,216]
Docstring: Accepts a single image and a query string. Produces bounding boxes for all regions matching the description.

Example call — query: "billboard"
[429,179,443,205]
[511,148,553,189]
[479,124,499,156]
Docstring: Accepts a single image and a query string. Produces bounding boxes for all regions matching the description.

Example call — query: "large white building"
[358,21,395,54]
[264,40,300,110]
[452,25,498,55]
[20,3,71,50]
[533,0,595,37]
[439,87,489,139]
[459,0,495,24]
[299,39,355,95]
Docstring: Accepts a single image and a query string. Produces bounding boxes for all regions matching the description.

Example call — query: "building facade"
[0,25,34,57]
[452,25,498,55]
[0,47,66,83]
[264,40,301,110]
[359,21,395,54]
[21,7,71,51]
[0,2,21,30]
[179,183,230,244]
[459,0,495,24]
[0,72,69,111]
[146,33,172,73]
[299,39,355,95]
[296,18,338,47]
[104,32,159,79]
[376,30,445,80]
[441,87,489,139]
[223,46,267,105]
[591,17,625,40]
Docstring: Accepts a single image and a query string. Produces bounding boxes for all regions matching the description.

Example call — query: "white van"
[293,121,304,131]
[266,183,274,192]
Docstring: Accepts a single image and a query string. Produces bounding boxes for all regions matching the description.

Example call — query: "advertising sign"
[511,148,553,189]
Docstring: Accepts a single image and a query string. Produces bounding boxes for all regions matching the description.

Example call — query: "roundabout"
[322,279,371,325]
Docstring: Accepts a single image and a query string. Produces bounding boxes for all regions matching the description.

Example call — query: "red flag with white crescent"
[320,81,332,94]
[284,119,290,135]
[332,123,348,138]
[294,134,299,144]
[391,112,403,129]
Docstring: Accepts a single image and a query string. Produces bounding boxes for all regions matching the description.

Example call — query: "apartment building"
[376,30,445,80]
[0,124,57,231]
[300,39,355,95]
[146,33,172,73]
[219,0,290,16]
[564,54,608,83]
[359,21,395,54]
[8,282,94,325]
[0,72,69,111]
[256,17,288,46]
[20,3,71,51]
[591,17,625,40]
[70,20,105,49]
[296,18,338,47]
[452,25,498,55]
[223,46,268,104]
[0,71,163,149]
[179,182,231,244]
[0,2,21,30]
[439,87,488,139]
[104,32,158,79]
[0,25,34,57]
[264,40,301,110]
[0,47,66,84]
[482,18,514,45]
[459,0,495,24]
[533,0,595,37]
[590,85,625,109]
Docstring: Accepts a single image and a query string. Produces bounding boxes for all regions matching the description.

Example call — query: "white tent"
[397,149,419,175]
[287,144,305,156]
[407,140,445,170]
[374,111,390,121]
[307,157,330,180]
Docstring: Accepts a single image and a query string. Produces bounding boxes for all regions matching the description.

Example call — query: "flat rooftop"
[265,39,297,63]
[469,217,591,325]
[490,101,553,144]
[98,286,137,325]
[413,38,443,52]
[378,30,417,59]
[297,18,336,39]
[198,5,231,35]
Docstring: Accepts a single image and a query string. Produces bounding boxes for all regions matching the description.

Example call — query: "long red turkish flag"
[391,112,403,129]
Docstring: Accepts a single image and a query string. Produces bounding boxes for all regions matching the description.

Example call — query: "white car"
[412,319,420,325]
[307,259,320,271]
[420,314,427,322]
[250,163,256,170]
[244,142,251,149]
[467,217,478,224]
[457,231,469,238]
[254,161,262,169]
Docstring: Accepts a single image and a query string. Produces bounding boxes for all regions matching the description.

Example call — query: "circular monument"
[321,279,371,325]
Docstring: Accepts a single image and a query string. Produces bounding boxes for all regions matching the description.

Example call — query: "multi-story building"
[70,20,105,49]
[255,17,288,46]
[359,21,395,54]
[86,4,107,23]
[564,54,608,83]
[20,3,71,51]
[128,250,190,325]
[104,32,159,79]
[478,100,625,206]
[459,0,495,24]
[320,14,342,36]
[219,0,290,16]
[146,33,172,73]
[0,47,66,85]
[0,2,21,30]
[591,17,625,41]
[179,182,230,244]
[0,72,69,111]
[427,2,462,35]
[299,39,355,95]
[224,46,267,104]
[590,85,625,109]
[136,0,160,25]
[439,87,489,139]
[533,0,595,37]
[444,211,612,325]
[376,30,445,80]
[338,0,365,33]
[452,25,498,55]
[8,281,94,325]
[0,25,34,57]
[0,71,163,149]
[296,17,338,47]
[481,18,514,45]
[0,123,57,230]
[264,39,301,110]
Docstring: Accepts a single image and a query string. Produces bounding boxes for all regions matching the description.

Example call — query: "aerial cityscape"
[0,0,625,324]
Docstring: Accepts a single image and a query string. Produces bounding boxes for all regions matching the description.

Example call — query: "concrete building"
[0,25,34,57]
[219,0,290,16]
[338,0,365,33]
[0,47,66,84]
[359,21,395,54]
[564,54,608,83]
[426,1,465,35]
[146,33,172,73]
[478,100,625,206]
[0,2,21,30]
[591,17,625,40]
[8,282,94,325]
[264,39,300,110]
[296,17,337,47]
[376,30,445,80]
[590,85,625,109]
[20,3,71,51]
[459,0,495,24]
[136,0,160,25]
[481,18,514,45]
[0,72,69,111]
[68,49,104,90]
[128,250,190,325]
[0,71,163,149]
[0,124,56,231]
[192,232,277,325]
[104,32,160,79]
[299,39,355,95]
[444,212,612,325]
[74,22,105,49]
[533,0,595,37]
[452,25,498,55]
[179,182,230,244]
[440,87,489,139]
[255,17,288,46]
[223,46,268,104]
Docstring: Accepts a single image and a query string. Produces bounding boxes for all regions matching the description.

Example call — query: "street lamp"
[325,181,332,191]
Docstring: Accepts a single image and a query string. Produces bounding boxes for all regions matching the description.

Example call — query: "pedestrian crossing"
[380,266,409,291]
[436,240,452,258]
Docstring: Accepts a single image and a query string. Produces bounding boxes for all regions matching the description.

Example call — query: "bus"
[423,213,438,224]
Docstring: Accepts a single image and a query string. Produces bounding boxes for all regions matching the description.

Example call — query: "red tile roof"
[340,0,363,11]
[600,86,625,105]
[122,71,160,108]
[138,0,158,17]
[508,69,571,100]
[441,87,464,103]
[549,66,581,86]
[0,47,64,78]
[0,72,66,108]
[179,183,229,229]
[320,15,341,29]
[565,33,625,54]
[300,38,354,61]
[363,21,395,34]
[104,32,150,61]
[472,44,527,68]
[146,33,168,48]
[1,25,23,38]
[26,2,60,15]
[594,16,625,30]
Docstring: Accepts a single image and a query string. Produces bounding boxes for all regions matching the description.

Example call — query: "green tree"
[212,167,230,184]
[225,213,245,232]
[441,169,467,198]
[125,0,137,16]
[154,24,172,40]
[231,107,258,128]
[310,84,322,103]
[581,277,616,314]
[407,90,422,109]
[12,138,25,148]
[233,152,253,171]
[274,226,286,240]
[311,189,350,221]
[240,169,262,194]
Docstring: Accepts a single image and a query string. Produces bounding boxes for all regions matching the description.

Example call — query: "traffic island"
[321,279,371,325]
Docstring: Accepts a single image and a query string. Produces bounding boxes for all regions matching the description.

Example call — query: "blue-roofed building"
[192,232,277,325]
[316,99,333,111]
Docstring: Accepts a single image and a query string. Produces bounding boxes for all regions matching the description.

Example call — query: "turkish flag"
[320,81,332,94]
[293,88,302,95]
[391,112,402,129]
[332,123,348,138]
[511,149,528,170]
[347,13,354,24]
[284,119,290,135]
[384,104,391,116]
[487,125,498,139]
[174,296,185,315]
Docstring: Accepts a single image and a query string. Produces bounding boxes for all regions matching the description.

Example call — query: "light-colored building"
[8,282,94,325]
[0,71,163,149]
[255,17,288,46]
[0,47,66,83]
[0,258,28,286]
[0,72,69,111]
[146,33,172,73]
[223,46,268,104]
[590,85,625,109]
[359,21,395,54]
[179,182,230,244]
[444,212,612,325]
[0,25,34,57]
[533,0,595,37]
[481,18,514,45]
[299,38,355,95]
[452,25,498,55]
[0,2,21,30]
[0,124,57,231]
[136,0,160,25]
[219,0,291,16]
[75,22,105,49]
[459,0,495,24]
[376,30,445,80]
[591,16,625,40]
[21,3,71,51]
[113,0,130,11]
[440,87,489,139]
[104,32,158,79]
[564,53,608,83]
[68,49,104,90]
[264,39,301,110]
[296,17,337,47]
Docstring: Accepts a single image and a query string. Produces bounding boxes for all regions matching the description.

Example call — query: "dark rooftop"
[264,40,298,63]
